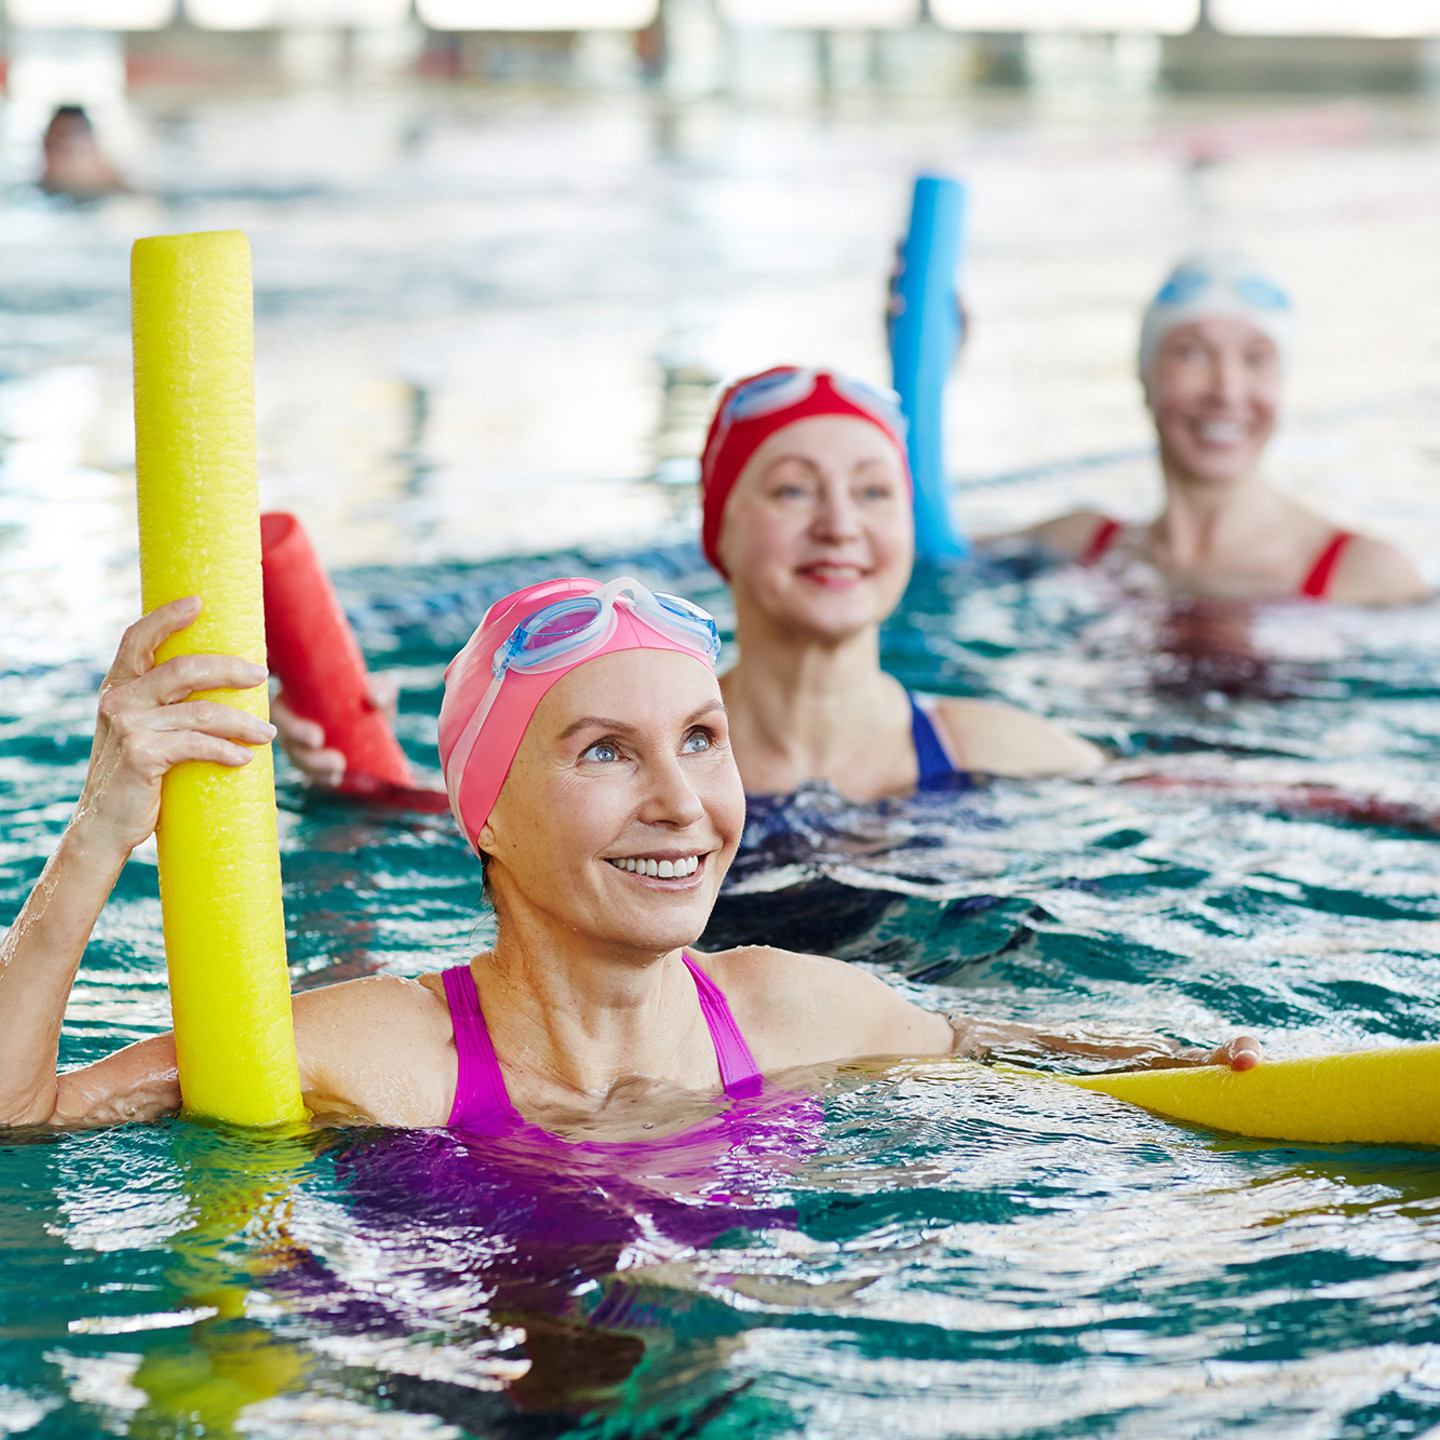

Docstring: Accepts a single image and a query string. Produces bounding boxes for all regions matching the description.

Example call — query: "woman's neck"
[720,605,913,797]
[1153,465,1291,568]
[476,921,709,1103]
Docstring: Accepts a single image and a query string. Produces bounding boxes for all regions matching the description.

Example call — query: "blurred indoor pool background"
[5,14,1440,1437]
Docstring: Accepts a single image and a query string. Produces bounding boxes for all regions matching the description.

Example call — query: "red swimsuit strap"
[1299,531,1355,600]
[1077,516,1123,568]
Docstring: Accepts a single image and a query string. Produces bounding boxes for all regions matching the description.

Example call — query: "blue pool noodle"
[892,174,968,559]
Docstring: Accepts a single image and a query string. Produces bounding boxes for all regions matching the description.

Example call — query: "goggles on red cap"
[698,367,910,578]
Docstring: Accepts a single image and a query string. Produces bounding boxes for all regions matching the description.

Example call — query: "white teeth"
[609,854,701,877]
[1198,422,1245,443]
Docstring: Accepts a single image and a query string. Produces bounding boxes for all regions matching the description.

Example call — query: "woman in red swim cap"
[700,366,1101,800]
[0,589,1259,1134]
[276,365,1101,800]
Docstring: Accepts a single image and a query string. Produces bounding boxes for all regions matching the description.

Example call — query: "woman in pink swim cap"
[1,587,1260,1135]
[700,366,1101,800]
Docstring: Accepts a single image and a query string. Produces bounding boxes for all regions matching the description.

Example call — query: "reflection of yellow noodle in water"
[1058,1045,1440,1147]
[132,230,304,1126]
[132,1129,313,1435]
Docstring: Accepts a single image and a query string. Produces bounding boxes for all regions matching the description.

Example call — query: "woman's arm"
[716,947,1260,1074]
[0,599,276,1128]
[947,1013,1262,1071]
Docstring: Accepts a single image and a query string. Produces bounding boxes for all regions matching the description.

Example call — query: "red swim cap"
[698,367,910,578]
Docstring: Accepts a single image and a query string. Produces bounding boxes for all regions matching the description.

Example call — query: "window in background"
[415,0,658,28]
[718,0,919,25]
[185,0,409,27]
[9,0,175,25]
[931,0,1197,30]
[1210,0,1440,34]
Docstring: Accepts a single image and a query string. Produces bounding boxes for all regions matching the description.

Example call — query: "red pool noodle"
[260,511,417,793]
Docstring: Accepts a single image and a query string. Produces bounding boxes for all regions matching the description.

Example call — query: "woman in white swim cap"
[1021,253,1426,606]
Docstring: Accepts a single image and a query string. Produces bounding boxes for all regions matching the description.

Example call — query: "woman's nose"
[1210,352,1247,406]
[812,485,861,541]
[639,752,706,828]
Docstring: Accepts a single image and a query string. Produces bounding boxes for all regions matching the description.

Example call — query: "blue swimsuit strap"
[908,692,961,785]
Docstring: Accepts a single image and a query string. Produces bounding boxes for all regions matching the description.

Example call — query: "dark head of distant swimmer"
[39,105,124,200]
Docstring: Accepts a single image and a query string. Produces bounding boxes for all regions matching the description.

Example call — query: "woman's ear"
[477,819,497,852]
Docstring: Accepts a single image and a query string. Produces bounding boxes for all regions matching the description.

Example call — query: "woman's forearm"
[0,816,130,1125]
[949,1014,1209,1068]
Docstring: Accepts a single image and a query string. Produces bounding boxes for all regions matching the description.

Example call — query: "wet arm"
[946,1014,1262,1071]
[0,816,148,1125]
[0,600,274,1128]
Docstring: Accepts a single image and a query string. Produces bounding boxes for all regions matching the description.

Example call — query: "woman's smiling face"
[479,648,744,957]
[1147,315,1282,488]
[717,414,913,642]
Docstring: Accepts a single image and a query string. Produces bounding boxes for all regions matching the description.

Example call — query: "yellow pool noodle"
[132,230,304,1127]
[1058,1044,1440,1148]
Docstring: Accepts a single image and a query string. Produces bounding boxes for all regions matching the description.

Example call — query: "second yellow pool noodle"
[1057,1043,1440,1148]
[132,229,305,1127]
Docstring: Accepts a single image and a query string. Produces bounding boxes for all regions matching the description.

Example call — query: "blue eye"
[681,730,711,754]
[583,741,622,763]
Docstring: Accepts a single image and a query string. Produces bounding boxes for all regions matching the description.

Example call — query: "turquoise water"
[6,79,1440,1438]
[6,540,1440,1437]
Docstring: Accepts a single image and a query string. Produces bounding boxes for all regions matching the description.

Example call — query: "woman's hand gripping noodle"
[0,598,276,1127]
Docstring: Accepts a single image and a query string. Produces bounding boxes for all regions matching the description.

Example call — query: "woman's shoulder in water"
[1320,530,1429,607]
[292,971,456,1127]
[1004,508,1119,562]
[924,695,1105,778]
[693,945,954,1072]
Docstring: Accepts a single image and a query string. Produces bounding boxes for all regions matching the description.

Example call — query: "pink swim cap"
[438,576,721,854]
[699,367,911,578]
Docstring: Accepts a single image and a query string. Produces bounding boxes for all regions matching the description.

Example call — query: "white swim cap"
[1138,252,1293,389]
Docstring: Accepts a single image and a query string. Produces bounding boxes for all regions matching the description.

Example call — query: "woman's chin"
[1170,454,1259,489]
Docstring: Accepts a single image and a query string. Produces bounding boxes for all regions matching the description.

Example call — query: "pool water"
[7,537,1440,1437]
[5,80,1440,1438]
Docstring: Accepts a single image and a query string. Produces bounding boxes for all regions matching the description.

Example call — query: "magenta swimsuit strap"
[442,963,522,1130]
[680,952,765,1099]
[443,953,764,1129]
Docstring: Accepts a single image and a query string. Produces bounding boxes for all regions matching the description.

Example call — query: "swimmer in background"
[1015,253,1427,607]
[38,106,125,200]
[275,368,1102,802]
[0,581,1259,1134]
[700,367,1101,800]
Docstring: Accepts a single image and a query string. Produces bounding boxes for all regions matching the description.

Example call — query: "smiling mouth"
[1194,420,1249,445]
[798,563,869,584]
[607,854,703,880]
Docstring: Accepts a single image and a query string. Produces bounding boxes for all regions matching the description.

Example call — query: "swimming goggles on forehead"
[491,576,720,678]
[444,577,721,800]
[1155,267,1292,313]
[715,368,905,439]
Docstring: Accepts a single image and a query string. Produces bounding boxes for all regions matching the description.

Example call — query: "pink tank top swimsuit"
[442,954,766,1132]
[1079,516,1354,600]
